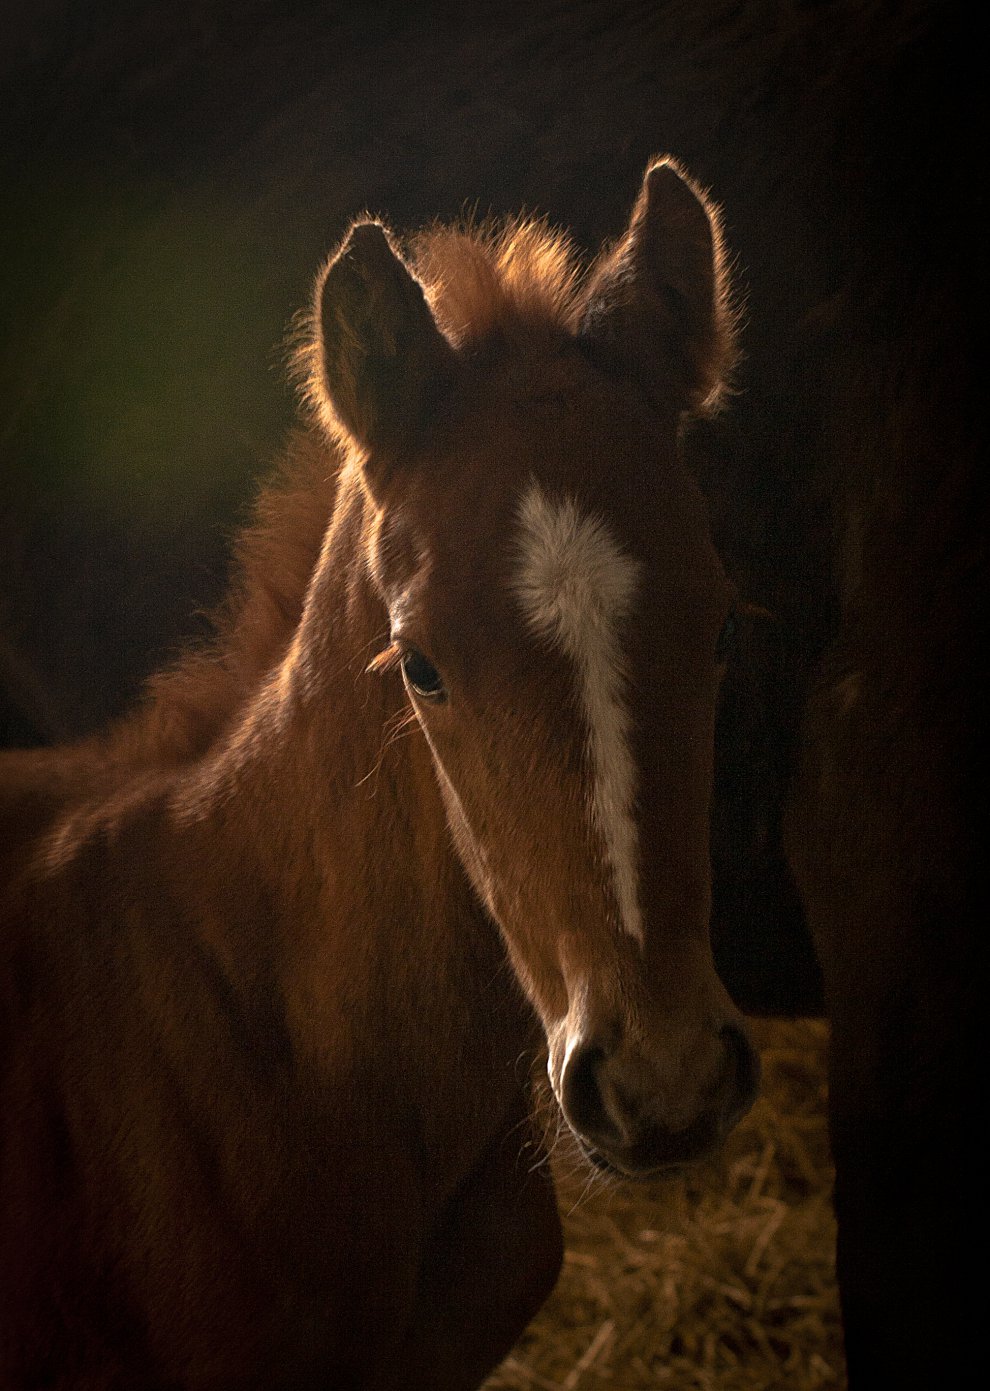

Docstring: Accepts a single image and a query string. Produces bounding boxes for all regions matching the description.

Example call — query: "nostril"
[720,1024,761,1112]
[562,1044,621,1143]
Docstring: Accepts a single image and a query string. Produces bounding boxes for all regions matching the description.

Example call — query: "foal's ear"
[312,221,454,472]
[578,158,736,416]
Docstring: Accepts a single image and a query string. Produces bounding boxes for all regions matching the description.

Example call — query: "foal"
[0,159,756,1388]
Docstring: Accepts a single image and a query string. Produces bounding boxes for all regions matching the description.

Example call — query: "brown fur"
[1,163,755,1388]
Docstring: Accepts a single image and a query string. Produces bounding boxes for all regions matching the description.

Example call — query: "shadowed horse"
[0,160,759,1388]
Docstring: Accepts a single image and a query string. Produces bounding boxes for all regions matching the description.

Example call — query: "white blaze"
[513,481,643,944]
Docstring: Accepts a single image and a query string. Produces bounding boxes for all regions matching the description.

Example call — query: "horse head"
[307,159,758,1176]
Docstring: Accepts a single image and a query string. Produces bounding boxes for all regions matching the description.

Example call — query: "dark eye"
[401,648,447,702]
[715,610,738,663]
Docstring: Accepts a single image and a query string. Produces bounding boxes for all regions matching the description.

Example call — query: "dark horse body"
[2,1,984,1384]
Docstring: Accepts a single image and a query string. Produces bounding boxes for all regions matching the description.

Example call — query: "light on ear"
[310,221,455,475]
[579,157,737,416]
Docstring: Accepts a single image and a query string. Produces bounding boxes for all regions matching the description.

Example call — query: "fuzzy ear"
[312,221,454,464]
[578,159,736,416]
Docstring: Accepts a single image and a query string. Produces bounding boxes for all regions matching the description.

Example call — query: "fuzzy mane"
[108,218,585,772]
[411,216,584,346]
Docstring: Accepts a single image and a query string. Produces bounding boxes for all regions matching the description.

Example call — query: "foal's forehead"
[421,364,708,569]
[423,358,671,528]
[389,349,724,651]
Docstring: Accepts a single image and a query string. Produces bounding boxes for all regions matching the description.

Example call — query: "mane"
[103,217,585,773]
[410,215,585,348]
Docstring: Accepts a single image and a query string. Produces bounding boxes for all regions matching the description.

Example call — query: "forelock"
[409,217,584,350]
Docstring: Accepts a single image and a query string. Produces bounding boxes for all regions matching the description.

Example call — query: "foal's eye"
[401,648,447,702]
[715,610,738,663]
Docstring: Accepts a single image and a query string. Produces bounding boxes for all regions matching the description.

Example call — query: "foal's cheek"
[491,926,571,1029]
[441,800,571,1019]
[416,714,573,1020]
[427,761,500,916]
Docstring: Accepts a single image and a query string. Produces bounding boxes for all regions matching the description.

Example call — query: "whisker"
[354,706,418,794]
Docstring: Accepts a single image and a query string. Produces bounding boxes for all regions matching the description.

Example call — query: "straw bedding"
[486,1020,844,1390]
